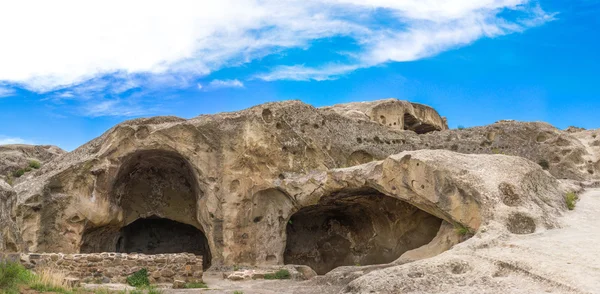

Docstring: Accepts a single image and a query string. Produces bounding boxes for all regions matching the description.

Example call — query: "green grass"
[233,291,244,294]
[29,160,41,169]
[126,269,150,288]
[147,288,163,294]
[264,269,290,280]
[455,225,470,236]
[12,169,25,178]
[29,282,73,294]
[0,262,34,294]
[565,192,579,210]
[0,262,158,294]
[184,281,208,288]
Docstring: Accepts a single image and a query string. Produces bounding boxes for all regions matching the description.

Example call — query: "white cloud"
[82,100,148,117]
[208,79,244,89]
[0,87,15,98]
[257,64,361,81]
[0,136,30,145]
[0,0,552,90]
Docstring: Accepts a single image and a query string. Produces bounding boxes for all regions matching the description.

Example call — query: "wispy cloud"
[0,136,31,145]
[257,64,361,81]
[0,0,553,92]
[0,86,15,98]
[209,79,244,89]
[81,99,149,117]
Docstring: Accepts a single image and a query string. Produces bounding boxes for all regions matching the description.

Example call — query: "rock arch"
[80,149,212,268]
[283,188,442,274]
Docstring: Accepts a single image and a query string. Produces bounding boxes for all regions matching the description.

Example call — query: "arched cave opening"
[283,188,443,275]
[80,150,212,269]
[403,113,437,134]
[117,217,211,268]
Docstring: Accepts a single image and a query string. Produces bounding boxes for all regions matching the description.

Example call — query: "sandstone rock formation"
[321,99,448,133]
[416,121,598,181]
[0,98,598,293]
[0,179,20,251]
[0,144,65,183]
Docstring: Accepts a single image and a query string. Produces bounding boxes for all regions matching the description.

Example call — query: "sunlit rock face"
[0,98,580,275]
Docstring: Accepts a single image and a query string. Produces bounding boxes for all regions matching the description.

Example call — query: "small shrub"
[264,269,291,280]
[565,192,578,210]
[126,268,150,288]
[233,291,244,294]
[184,281,208,288]
[457,125,465,130]
[537,159,550,170]
[455,225,470,235]
[0,262,34,294]
[12,169,25,178]
[233,265,240,271]
[29,160,41,169]
[24,167,32,172]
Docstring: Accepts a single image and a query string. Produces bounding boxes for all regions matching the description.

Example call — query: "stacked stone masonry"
[0,252,203,284]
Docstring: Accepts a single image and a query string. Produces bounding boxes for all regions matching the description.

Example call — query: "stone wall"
[0,252,203,284]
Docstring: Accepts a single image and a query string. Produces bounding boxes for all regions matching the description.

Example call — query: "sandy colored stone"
[2,98,600,293]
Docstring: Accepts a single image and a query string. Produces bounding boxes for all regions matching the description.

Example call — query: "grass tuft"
[184,281,208,288]
[126,268,150,288]
[264,269,291,280]
[565,192,579,210]
[0,262,34,294]
[12,169,25,178]
[455,225,470,236]
[29,266,72,294]
[29,160,41,169]
[147,288,163,294]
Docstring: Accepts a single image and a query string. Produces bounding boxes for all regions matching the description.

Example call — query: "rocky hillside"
[1,98,598,293]
[0,144,65,184]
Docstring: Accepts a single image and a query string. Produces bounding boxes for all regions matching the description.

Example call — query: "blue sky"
[0,0,598,151]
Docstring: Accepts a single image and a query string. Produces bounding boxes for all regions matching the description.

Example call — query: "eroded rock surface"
[0,98,597,293]
[0,179,20,251]
[0,144,65,178]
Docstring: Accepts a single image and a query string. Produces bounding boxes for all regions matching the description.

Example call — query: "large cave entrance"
[284,188,443,275]
[81,150,212,269]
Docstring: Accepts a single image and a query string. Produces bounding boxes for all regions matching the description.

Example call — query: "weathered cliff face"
[0,144,65,178]
[0,98,591,275]
[321,99,448,134]
[0,179,20,252]
[416,121,598,181]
